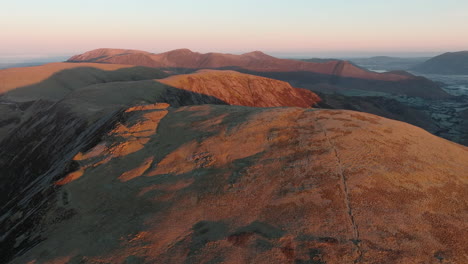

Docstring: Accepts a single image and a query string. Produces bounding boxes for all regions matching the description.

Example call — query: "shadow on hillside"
[0,66,170,101]
[161,67,450,99]
[0,67,232,263]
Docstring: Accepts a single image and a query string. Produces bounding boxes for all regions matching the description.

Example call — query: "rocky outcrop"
[5,104,468,264]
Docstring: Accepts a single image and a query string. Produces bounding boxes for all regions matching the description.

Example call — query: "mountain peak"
[242,50,271,58]
[164,48,196,55]
[67,48,150,62]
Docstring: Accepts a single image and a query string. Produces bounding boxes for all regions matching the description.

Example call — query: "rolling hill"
[158,70,320,108]
[0,62,169,102]
[3,104,467,264]
[412,51,468,75]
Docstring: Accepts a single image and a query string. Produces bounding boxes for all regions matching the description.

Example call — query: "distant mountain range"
[412,51,468,75]
[349,56,430,71]
[68,48,408,80]
[67,48,450,99]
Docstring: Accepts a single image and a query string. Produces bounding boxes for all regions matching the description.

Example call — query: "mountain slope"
[0,58,466,263]
[5,104,468,264]
[158,70,320,107]
[315,93,438,132]
[412,51,468,75]
[0,63,319,109]
[0,62,169,101]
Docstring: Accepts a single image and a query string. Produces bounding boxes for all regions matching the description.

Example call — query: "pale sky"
[1,0,467,58]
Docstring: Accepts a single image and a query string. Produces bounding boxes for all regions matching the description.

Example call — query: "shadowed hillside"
[412,51,468,75]
[315,93,438,132]
[0,63,169,101]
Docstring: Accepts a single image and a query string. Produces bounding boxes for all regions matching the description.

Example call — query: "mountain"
[412,51,468,75]
[0,62,169,102]
[67,48,451,99]
[0,60,455,145]
[0,64,320,147]
[3,103,467,264]
[0,63,319,108]
[0,64,322,263]
[68,48,413,81]
[158,70,320,107]
[349,56,430,71]
[0,59,467,263]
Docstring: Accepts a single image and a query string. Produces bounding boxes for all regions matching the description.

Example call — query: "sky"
[1,0,467,59]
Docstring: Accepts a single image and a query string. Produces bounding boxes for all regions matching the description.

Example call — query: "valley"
[341,61,468,145]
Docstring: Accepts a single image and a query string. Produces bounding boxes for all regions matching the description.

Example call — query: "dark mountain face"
[314,93,438,133]
[412,51,468,75]
[231,68,450,99]
[349,56,430,71]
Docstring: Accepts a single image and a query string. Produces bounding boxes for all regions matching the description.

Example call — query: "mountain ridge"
[67,48,413,81]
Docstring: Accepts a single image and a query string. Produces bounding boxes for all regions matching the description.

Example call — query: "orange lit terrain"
[69,48,410,81]
[9,104,468,264]
[0,52,467,264]
[159,70,320,107]
[2,0,467,262]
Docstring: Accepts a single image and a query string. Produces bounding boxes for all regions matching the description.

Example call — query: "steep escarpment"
[412,51,468,75]
[6,105,468,264]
